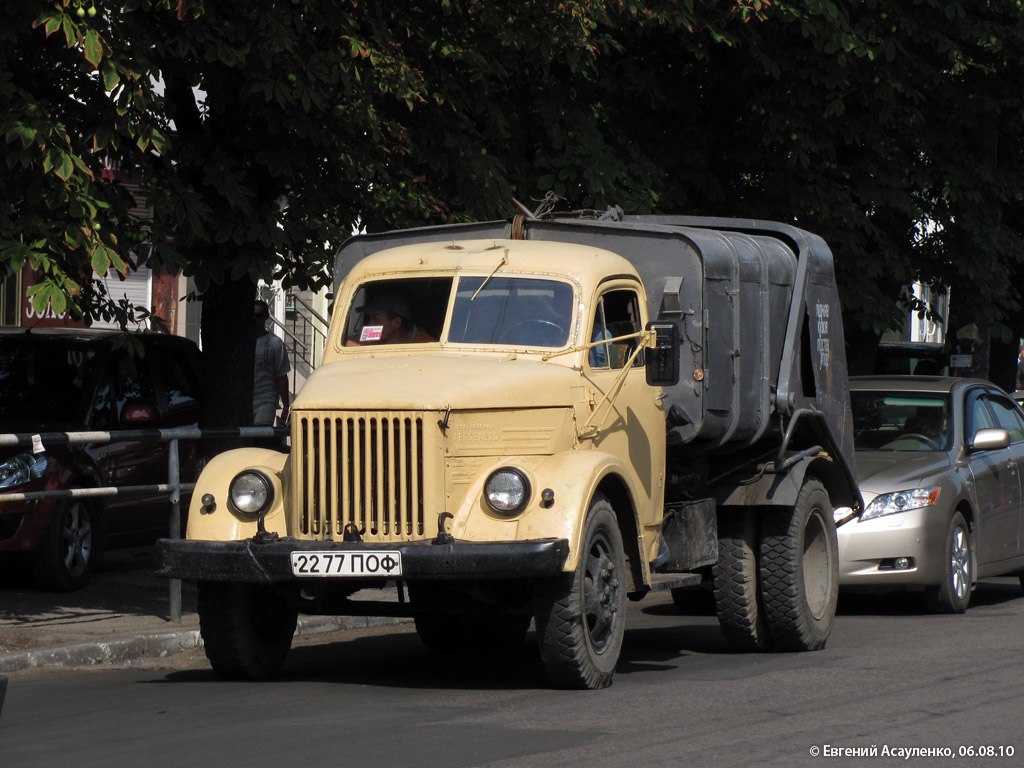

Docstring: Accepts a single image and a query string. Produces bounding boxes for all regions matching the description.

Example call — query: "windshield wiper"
[470,248,509,302]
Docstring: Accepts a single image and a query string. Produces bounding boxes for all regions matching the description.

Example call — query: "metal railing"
[282,294,330,397]
[0,425,287,623]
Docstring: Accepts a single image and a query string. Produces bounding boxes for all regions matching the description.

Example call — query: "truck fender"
[711,455,853,510]
[453,450,644,578]
[185,448,290,542]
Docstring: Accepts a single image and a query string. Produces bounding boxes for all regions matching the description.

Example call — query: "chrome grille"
[294,412,433,540]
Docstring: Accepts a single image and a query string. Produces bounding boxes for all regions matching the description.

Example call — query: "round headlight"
[484,468,530,515]
[229,471,273,518]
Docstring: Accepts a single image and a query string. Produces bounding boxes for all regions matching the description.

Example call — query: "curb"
[0,615,410,674]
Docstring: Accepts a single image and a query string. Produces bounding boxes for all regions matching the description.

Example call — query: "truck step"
[647,572,703,593]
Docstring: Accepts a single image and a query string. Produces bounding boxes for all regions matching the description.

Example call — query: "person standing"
[253,299,290,426]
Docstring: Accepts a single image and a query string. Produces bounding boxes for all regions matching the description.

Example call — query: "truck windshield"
[448,276,574,347]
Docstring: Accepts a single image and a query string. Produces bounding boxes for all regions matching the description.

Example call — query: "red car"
[0,328,201,590]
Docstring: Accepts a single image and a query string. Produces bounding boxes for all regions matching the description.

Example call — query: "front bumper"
[838,506,947,586]
[155,536,570,584]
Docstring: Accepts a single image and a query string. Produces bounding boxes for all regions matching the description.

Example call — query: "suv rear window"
[0,341,99,430]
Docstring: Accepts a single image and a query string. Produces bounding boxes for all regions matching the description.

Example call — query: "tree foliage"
[4,0,1024,414]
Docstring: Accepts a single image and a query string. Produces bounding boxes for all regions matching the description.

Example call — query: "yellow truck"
[158,214,861,689]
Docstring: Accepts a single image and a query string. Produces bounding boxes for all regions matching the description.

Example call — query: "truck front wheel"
[533,497,626,689]
[198,581,298,680]
[758,480,838,651]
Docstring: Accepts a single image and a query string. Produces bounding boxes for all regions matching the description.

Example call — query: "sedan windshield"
[851,391,952,452]
[448,276,574,347]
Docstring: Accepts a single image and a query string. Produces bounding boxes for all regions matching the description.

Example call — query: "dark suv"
[0,328,201,590]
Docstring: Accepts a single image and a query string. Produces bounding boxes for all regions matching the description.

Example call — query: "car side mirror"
[969,428,1010,452]
[645,322,679,387]
[120,400,159,426]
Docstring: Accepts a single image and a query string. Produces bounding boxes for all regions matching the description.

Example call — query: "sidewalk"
[0,546,406,674]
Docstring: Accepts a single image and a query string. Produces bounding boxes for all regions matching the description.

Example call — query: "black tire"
[923,512,972,613]
[198,581,298,680]
[533,496,626,689]
[414,613,531,655]
[31,498,104,591]
[759,480,838,651]
[713,509,772,650]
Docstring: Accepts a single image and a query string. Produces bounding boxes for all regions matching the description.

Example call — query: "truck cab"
[310,238,667,579]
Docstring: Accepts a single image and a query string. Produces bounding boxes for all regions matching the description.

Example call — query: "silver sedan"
[840,376,1024,612]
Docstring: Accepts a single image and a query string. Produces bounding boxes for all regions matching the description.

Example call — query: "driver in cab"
[346,292,435,346]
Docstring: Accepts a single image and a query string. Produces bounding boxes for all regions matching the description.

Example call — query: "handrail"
[0,425,287,623]
[277,298,330,400]
[270,316,311,356]
[290,292,330,329]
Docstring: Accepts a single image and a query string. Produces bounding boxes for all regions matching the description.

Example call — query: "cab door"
[583,282,665,539]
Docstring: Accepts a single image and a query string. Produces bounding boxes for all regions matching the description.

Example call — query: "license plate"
[290,550,402,578]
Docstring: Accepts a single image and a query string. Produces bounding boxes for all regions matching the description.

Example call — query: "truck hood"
[293,354,580,411]
[854,451,952,495]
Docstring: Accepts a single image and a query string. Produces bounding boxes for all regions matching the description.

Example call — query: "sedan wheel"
[32,499,104,591]
[924,511,972,613]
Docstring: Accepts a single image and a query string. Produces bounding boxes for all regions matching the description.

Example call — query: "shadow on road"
[0,546,194,625]
[153,617,735,690]
[838,577,1023,615]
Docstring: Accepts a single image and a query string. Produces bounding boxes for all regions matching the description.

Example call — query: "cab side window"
[589,289,643,370]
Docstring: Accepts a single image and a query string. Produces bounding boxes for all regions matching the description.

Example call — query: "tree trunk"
[200,276,258,431]
[843,316,880,376]
[990,334,1019,393]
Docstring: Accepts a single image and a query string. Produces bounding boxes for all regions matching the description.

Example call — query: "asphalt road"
[2,581,1023,768]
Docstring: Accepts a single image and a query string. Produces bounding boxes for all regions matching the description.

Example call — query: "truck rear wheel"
[758,480,838,651]
[198,581,298,680]
[713,509,772,651]
[533,497,626,689]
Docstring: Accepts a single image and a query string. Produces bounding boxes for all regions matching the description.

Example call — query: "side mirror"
[970,428,1010,452]
[120,400,159,426]
[645,322,680,387]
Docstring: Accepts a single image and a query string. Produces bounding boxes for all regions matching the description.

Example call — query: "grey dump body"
[335,215,859,509]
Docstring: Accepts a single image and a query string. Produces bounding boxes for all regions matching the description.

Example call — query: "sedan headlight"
[484,468,531,515]
[229,471,274,518]
[862,486,940,521]
[0,453,48,489]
